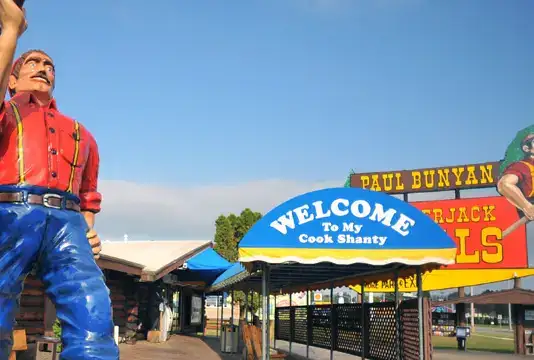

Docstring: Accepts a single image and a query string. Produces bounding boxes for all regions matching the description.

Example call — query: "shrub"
[53,319,62,352]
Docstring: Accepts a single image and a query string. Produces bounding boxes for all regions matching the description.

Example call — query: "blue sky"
[18,0,534,186]
[14,0,534,292]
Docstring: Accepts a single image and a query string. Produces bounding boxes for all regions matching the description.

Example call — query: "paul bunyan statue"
[0,1,119,358]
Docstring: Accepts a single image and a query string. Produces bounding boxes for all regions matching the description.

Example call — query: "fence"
[275,298,432,360]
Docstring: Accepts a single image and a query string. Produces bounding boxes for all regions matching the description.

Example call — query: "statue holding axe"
[498,128,534,238]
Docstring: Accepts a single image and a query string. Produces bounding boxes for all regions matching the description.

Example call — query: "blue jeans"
[0,188,119,359]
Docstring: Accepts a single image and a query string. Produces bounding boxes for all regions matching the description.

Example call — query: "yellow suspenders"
[9,101,25,183]
[66,121,81,193]
[520,161,534,197]
[8,101,81,191]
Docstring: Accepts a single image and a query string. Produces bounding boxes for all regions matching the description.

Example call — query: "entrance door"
[171,290,180,333]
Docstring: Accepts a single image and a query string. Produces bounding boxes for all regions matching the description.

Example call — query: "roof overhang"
[97,241,214,282]
[140,242,212,282]
[97,254,145,276]
[207,261,440,295]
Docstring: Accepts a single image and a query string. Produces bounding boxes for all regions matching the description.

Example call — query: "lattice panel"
[275,307,291,341]
[293,306,308,344]
[336,303,363,355]
[400,300,420,360]
[366,303,397,360]
[273,300,431,360]
[310,305,332,350]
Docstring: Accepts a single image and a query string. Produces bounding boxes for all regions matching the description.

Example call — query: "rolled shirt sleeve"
[79,132,102,213]
[502,161,528,183]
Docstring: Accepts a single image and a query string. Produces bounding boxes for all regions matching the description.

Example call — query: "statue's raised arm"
[0,0,26,104]
[0,2,119,359]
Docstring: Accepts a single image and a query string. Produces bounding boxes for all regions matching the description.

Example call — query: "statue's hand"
[87,228,102,260]
[0,0,27,37]
[523,204,534,221]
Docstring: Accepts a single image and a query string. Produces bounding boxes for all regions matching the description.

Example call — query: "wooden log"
[15,312,44,321]
[108,288,123,296]
[113,310,127,319]
[24,277,44,288]
[20,297,44,307]
[21,288,44,296]
[14,323,44,336]
[19,306,45,314]
[114,319,126,327]
[110,294,126,302]
[107,283,124,290]
[106,279,124,285]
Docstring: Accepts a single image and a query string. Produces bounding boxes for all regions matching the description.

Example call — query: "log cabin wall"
[17,270,187,343]
[105,270,140,340]
[16,275,45,340]
[17,270,145,344]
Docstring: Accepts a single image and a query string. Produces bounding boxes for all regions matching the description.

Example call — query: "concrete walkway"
[116,334,525,360]
[119,335,243,360]
[275,340,526,359]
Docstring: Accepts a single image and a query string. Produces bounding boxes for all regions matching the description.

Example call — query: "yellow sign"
[349,162,500,194]
[350,268,534,293]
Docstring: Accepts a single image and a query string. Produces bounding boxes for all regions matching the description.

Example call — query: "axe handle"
[503,216,530,238]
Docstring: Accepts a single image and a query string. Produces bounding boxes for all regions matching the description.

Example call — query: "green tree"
[213,209,263,317]
[213,209,262,263]
[234,208,262,242]
[500,125,534,175]
[213,215,236,261]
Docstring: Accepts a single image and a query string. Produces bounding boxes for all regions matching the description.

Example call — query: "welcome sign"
[239,188,457,266]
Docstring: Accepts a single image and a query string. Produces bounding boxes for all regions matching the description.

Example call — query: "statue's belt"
[0,192,80,212]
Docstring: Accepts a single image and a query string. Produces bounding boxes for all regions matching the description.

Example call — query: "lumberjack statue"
[498,126,534,237]
[0,1,119,358]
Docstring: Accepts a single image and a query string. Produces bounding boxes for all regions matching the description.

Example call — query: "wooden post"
[457,288,466,326]
[456,303,466,327]
[44,296,56,337]
[513,304,525,355]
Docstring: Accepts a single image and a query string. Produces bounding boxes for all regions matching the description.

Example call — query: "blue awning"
[205,187,458,294]
[185,247,232,271]
[239,187,457,266]
[176,248,233,285]
[208,263,249,292]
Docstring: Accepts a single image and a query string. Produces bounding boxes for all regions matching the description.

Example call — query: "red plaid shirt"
[0,92,102,212]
